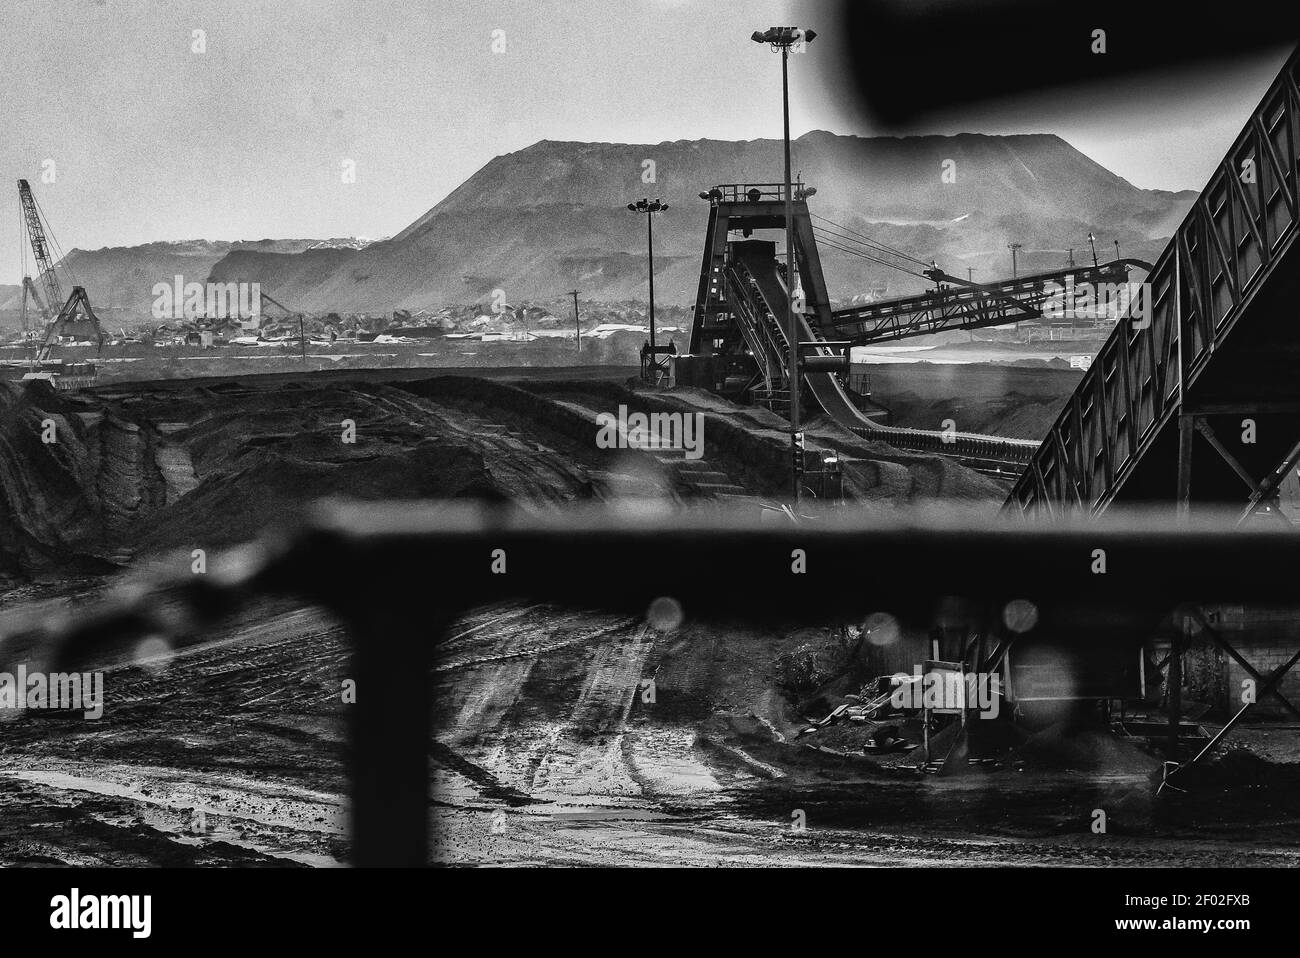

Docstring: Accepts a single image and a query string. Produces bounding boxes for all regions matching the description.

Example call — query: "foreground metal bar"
[15,505,1300,865]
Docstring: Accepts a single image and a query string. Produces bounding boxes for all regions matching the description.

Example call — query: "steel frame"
[1009,46,1300,516]
[1161,605,1300,787]
[827,261,1139,346]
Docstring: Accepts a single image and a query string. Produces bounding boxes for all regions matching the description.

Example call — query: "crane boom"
[18,179,65,319]
[20,276,49,333]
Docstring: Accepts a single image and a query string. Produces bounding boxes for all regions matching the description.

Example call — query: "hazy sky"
[0,0,1290,273]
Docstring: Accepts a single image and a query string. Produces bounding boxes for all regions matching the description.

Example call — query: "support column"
[1167,622,1185,757]
[1176,414,1194,516]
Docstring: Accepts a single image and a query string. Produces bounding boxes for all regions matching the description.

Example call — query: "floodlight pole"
[754,27,815,505]
[628,199,667,381]
[781,42,801,506]
[647,208,657,360]
[569,289,581,352]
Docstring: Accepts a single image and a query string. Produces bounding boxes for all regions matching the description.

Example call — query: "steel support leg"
[1177,414,1194,516]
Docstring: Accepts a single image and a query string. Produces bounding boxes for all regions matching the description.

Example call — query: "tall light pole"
[753,25,816,505]
[628,198,668,380]
[1087,232,1099,267]
[1007,242,1022,278]
[568,289,581,353]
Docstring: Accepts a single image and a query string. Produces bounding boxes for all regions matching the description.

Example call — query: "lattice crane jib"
[18,179,64,321]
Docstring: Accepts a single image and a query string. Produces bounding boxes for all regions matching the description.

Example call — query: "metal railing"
[710,182,792,203]
[724,255,1040,471]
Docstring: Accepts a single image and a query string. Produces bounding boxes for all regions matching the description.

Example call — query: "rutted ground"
[432,604,1300,866]
[12,370,1269,867]
[0,593,1297,865]
[0,602,349,866]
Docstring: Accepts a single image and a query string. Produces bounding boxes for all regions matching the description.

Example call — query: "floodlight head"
[627,203,638,212]
[753,26,815,47]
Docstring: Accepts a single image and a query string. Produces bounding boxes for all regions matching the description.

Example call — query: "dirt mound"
[1016,722,1159,773]
[0,377,602,586]
[530,379,1007,506]
[1,370,1010,590]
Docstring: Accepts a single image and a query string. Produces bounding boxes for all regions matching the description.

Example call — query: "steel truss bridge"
[1009,46,1300,520]
[827,260,1146,346]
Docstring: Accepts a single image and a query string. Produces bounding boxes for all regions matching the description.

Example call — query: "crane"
[19,276,48,333]
[18,179,63,319]
[17,179,103,386]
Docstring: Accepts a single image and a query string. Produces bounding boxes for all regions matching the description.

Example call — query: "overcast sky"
[0,0,1290,273]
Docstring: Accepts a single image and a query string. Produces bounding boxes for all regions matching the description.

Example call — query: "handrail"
[727,255,1039,467]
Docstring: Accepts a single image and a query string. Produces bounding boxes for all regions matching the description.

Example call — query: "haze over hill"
[0,238,374,327]
[11,132,1197,321]
[206,131,1197,313]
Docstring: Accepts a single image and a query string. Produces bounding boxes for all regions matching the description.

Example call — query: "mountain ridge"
[5,131,1198,320]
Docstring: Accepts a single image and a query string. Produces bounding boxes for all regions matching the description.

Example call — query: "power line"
[29,189,79,289]
[810,228,929,276]
[813,221,927,269]
[814,230,930,279]
[813,231,923,276]
[811,229,930,279]
[810,212,931,268]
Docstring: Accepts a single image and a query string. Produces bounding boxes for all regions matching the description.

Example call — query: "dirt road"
[430,602,1300,867]
[1,594,1297,865]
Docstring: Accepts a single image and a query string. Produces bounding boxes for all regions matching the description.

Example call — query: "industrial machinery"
[16,179,103,389]
[687,182,1134,476]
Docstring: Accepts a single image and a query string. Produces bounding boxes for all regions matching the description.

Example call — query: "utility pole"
[1007,242,1023,278]
[1068,247,1075,268]
[569,290,581,352]
[1088,232,1099,267]
[298,313,306,364]
[753,25,817,506]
